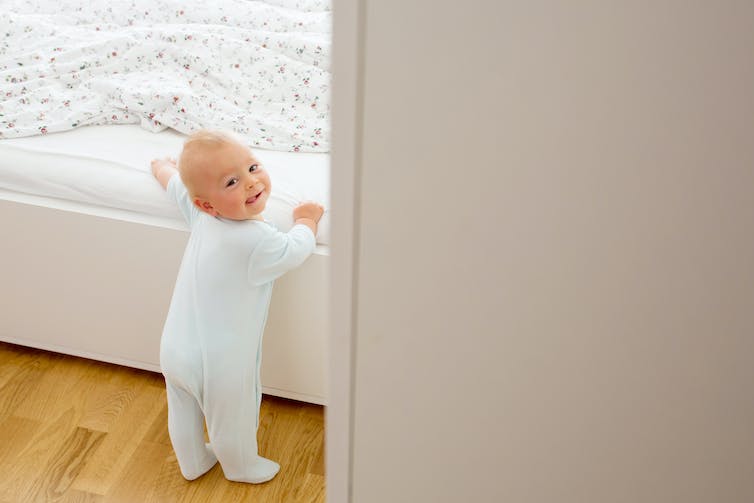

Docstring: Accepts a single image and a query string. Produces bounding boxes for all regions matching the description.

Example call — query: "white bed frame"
[0,191,328,405]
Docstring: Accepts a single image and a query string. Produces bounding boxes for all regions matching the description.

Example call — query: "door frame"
[328,0,364,501]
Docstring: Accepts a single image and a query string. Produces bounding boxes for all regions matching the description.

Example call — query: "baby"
[151,129,324,483]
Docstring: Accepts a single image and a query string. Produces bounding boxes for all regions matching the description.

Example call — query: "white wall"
[332,1,754,502]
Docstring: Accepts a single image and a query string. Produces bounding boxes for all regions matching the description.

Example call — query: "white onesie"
[160,175,316,482]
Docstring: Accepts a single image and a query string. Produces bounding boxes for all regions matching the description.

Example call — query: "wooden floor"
[0,342,325,503]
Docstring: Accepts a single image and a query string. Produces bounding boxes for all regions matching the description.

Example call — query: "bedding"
[0,0,331,152]
[0,125,331,245]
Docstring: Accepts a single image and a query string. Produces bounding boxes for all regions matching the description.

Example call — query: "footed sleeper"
[160,175,315,482]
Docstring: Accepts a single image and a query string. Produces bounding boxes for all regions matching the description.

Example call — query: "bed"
[0,0,332,405]
[0,125,330,405]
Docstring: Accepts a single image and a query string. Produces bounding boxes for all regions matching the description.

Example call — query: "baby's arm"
[247,203,325,286]
[151,157,178,190]
[152,157,200,225]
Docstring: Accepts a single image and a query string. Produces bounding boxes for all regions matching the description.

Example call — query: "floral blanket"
[0,0,331,152]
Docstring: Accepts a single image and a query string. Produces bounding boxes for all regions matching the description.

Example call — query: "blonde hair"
[178,129,246,197]
[182,129,244,150]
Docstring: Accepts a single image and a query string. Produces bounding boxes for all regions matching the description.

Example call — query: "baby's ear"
[194,198,218,216]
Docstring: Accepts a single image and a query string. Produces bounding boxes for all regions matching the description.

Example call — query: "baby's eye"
[249,164,259,172]
[226,177,238,188]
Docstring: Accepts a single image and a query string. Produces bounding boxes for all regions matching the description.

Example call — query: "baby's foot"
[180,443,218,481]
[226,455,280,484]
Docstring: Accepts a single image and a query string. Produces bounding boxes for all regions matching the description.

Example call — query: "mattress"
[0,125,331,248]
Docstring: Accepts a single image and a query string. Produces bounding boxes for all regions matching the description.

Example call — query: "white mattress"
[0,125,330,247]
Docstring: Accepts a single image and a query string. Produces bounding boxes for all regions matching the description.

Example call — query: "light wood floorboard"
[0,342,325,503]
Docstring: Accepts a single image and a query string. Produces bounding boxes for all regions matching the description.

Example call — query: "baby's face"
[189,141,271,221]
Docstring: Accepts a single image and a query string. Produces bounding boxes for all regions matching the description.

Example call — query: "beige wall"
[338,1,754,502]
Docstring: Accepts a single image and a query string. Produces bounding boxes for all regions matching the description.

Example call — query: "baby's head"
[178,129,271,221]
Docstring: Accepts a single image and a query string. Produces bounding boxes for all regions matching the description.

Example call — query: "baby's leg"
[203,362,279,484]
[165,380,218,480]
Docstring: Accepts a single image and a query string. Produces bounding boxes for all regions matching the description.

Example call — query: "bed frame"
[0,191,328,405]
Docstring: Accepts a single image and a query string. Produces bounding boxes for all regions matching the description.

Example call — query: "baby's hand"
[151,157,177,190]
[293,202,325,223]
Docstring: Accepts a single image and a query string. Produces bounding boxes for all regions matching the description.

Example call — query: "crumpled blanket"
[0,0,331,152]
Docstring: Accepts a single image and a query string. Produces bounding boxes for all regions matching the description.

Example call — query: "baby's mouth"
[246,190,264,205]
